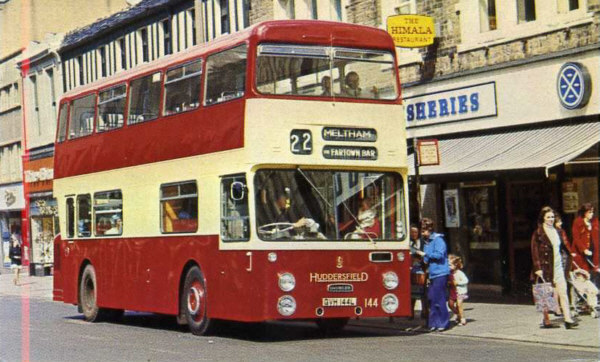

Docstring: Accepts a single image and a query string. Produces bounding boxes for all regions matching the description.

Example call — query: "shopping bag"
[532,277,560,313]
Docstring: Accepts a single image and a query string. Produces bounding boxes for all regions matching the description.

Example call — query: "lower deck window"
[161,181,198,233]
[220,175,250,241]
[94,190,123,236]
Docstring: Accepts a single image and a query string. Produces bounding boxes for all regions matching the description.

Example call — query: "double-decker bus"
[53,20,409,335]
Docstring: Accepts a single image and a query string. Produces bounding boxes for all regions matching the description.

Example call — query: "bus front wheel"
[181,266,212,335]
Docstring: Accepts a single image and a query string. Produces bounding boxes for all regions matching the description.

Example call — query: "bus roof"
[61,20,396,99]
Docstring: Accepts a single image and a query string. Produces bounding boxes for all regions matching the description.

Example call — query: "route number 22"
[290,129,312,155]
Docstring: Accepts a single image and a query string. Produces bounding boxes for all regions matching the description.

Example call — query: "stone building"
[397,0,600,295]
[0,0,131,271]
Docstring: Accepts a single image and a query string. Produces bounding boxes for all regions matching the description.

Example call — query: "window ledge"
[0,105,22,116]
[457,13,595,54]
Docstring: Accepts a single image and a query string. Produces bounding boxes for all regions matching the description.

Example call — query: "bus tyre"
[182,266,212,335]
[316,318,349,334]
[79,264,103,322]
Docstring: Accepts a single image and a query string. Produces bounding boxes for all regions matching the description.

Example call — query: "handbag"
[532,277,560,313]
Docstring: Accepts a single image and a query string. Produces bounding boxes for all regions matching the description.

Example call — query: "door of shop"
[507,181,545,296]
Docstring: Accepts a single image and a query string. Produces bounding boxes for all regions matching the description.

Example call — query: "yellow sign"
[387,15,435,48]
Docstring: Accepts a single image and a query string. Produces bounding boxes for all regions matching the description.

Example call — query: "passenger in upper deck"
[341,71,379,99]
[320,76,332,96]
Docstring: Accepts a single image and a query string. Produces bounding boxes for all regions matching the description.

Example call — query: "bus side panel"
[53,101,245,179]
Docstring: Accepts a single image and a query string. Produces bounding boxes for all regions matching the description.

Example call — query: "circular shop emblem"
[556,62,591,110]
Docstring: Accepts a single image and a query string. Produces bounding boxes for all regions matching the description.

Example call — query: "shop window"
[221,175,250,241]
[517,0,536,23]
[160,181,198,233]
[164,59,202,115]
[57,102,69,143]
[30,198,58,265]
[479,0,497,31]
[97,84,126,132]
[128,72,162,124]
[68,94,96,139]
[94,190,123,236]
[66,197,75,238]
[204,45,247,105]
[77,195,92,238]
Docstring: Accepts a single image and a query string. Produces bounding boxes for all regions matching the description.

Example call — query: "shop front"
[0,183,25,269]
[406,47,600,295]
[23,155,56,276]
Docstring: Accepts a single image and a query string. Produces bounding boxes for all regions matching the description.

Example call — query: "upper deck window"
[68,94,96,139]
[98,84,126,132]
[128,72,162,124]
[57,102,69,143]
[204,45,247,106]
[164,59,202,115]
[256,44,398,100]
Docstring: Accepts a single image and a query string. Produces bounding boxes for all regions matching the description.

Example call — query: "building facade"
[398,0,600,295]
[0,0,132,270]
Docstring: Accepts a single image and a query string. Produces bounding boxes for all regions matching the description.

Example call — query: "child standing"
[449,255,469,325]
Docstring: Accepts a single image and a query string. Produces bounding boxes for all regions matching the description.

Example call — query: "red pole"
[19,57,31,269]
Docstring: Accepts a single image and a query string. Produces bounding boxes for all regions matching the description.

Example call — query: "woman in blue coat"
[415,218,450,331]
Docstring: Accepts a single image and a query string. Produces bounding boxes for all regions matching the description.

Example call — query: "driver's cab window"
[220,175,250,241]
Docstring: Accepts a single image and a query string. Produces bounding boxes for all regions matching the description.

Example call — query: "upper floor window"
[164,59,202,115]
[220,0,230,34]
[141,28,150,62]
[396,0,416,14]
[558,0,579,12]
[205,45,247,105]
[517,0,536,23]
[98,84,126,132]
[479,0,497,31]
[128,72,162,124]
[161,181,198,233]
[68,94,96,139]
[162,19,173,56]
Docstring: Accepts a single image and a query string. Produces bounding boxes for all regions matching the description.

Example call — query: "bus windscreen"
[255,169,406,241]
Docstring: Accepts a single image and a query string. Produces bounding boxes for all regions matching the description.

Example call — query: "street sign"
[387,15,435,48]
[417,139,440,166]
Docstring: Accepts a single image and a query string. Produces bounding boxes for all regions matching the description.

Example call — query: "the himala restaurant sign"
[386,15,435,48]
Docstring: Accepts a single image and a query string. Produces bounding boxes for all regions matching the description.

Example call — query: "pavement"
[1,272,599,350]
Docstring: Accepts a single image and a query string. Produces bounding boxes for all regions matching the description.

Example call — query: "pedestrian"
[415,218,450,331]
[9,232,23,286]
[531,206,578,329]
[409,224,428,321]
[448,254,469,325]
[571,203,599,273]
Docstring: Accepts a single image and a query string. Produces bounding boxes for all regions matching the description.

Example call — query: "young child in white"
[450,255,469,325]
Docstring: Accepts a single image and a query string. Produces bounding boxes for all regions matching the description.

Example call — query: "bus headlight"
[277,295,296,316]
[381,294,399,314]
[278,272,296,292]
[382,271,399,290]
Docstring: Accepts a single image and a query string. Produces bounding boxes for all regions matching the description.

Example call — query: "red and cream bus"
[53,20,409,335]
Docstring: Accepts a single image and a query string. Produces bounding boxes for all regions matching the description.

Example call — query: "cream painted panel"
[244,99,407,169]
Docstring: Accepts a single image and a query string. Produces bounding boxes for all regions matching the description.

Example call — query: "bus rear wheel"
[181,266,212,335]
[79,264,103,322]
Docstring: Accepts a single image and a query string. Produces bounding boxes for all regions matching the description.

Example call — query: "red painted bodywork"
[53,20,409,322]
[54,234,411,321]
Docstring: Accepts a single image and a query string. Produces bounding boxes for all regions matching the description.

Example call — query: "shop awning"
[409,121,600,176]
